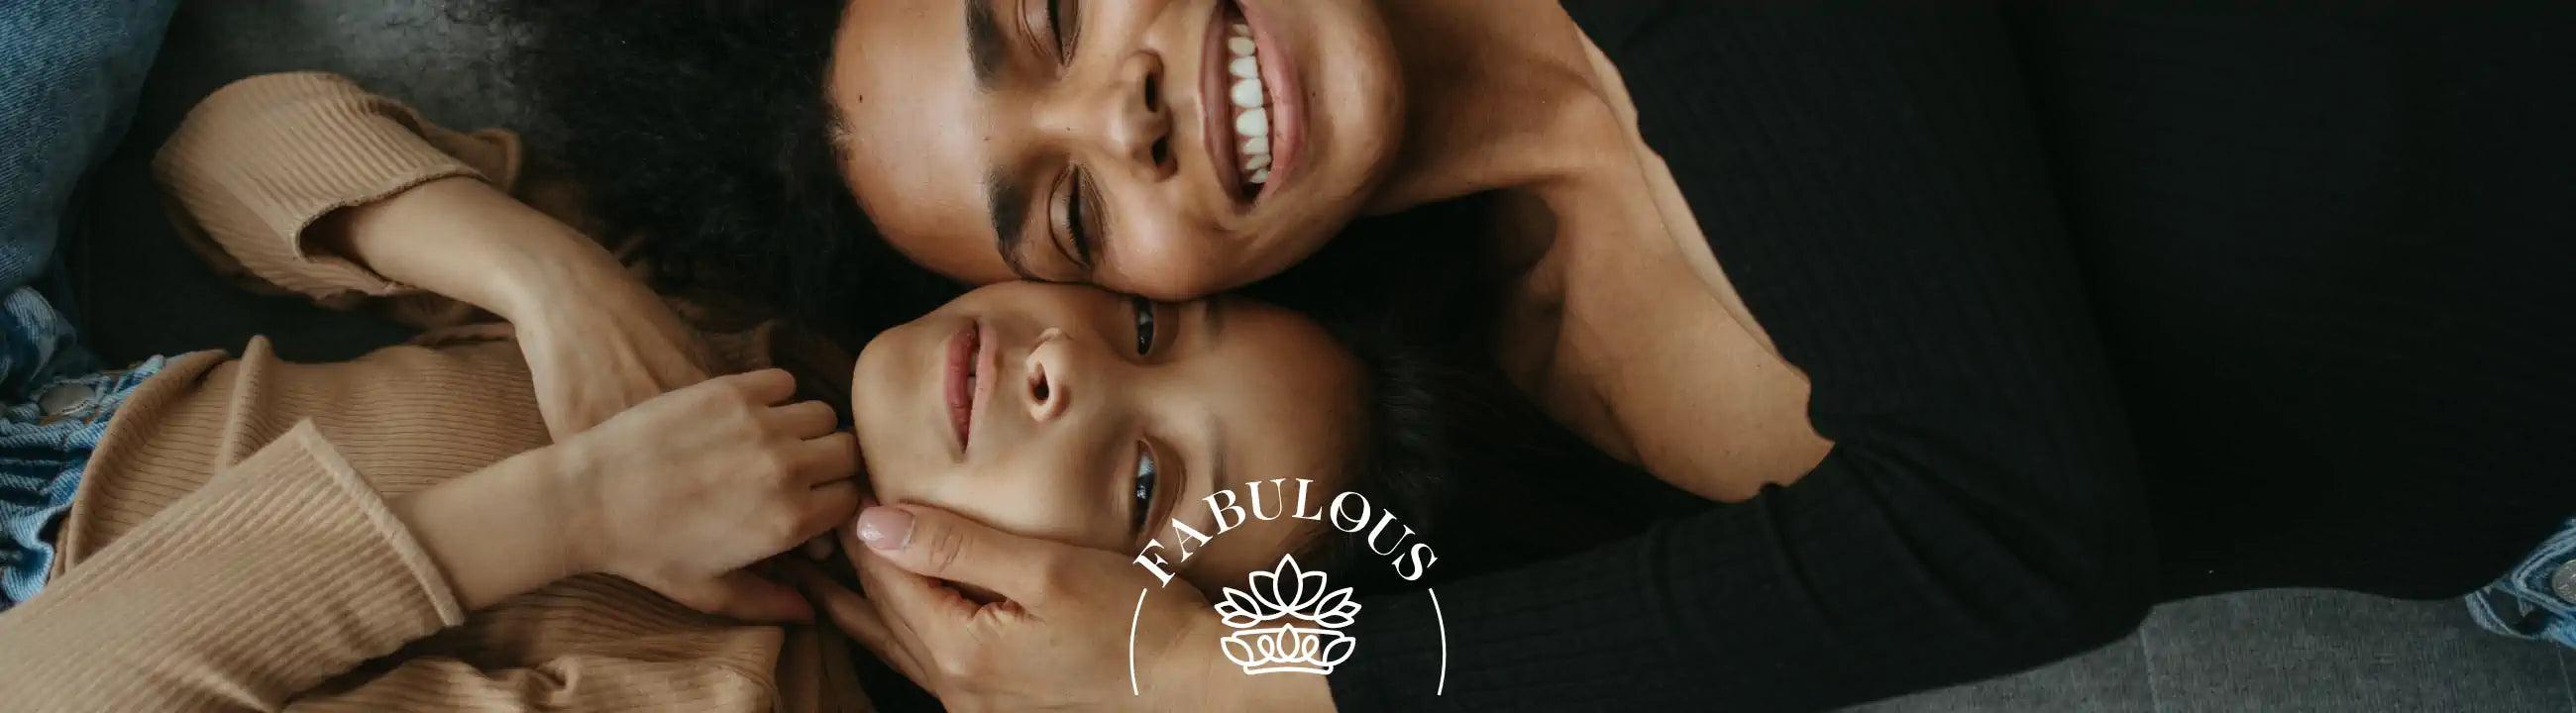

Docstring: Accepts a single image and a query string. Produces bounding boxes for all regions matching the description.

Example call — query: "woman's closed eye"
[1058,168,1104,271]
[1039,0,1105,273]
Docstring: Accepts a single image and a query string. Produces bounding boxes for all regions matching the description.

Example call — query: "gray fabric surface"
[61,2,2568,710]
[68,0,526,363]
[1864,591,2569,712]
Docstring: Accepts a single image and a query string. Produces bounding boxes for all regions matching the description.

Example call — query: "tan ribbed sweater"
[0,73,869,712]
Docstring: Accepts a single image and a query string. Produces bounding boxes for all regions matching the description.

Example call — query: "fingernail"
[857,507,912,551]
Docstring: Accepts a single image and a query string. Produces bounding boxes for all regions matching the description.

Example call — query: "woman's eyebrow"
[986,170,1039,279]
[964,0,1007,89]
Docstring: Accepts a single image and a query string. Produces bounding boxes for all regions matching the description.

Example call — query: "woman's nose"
[1022,328,1071,424]
[1097,51,1175,178]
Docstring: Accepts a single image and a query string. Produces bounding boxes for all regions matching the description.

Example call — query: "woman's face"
[851,282,1364,588]
[826,0,1405,300]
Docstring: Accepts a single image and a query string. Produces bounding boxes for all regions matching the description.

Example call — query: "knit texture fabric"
[1330,3,2574,709]
[0,73,866,712]
[1331,5,2151,710]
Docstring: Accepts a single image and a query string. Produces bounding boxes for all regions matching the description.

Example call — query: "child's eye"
[1130,296,1156,356]
[1130,444,1158,532]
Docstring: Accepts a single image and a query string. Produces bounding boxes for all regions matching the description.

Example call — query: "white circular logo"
[1125,477,1449,695]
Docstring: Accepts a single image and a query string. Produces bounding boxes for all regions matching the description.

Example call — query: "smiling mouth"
[1200,0,1294,205]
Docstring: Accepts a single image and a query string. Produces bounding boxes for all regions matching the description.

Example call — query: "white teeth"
[1222,18,1275,193]
[1235,108,1268,138]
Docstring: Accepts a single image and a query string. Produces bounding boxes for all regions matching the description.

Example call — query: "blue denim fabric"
[0,291,161,606]
[1,0,179,293]
[2469,518,2576,648]
[0,1,181,608]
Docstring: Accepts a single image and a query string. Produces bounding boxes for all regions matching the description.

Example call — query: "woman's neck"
[1360,0,1606,216]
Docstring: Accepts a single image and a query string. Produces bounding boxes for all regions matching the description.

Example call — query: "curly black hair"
[456,0,1605,594]
[443,9,1653,708]
[453,0,957,344]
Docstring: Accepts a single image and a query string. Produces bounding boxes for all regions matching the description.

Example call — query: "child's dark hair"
[452,0,958,344]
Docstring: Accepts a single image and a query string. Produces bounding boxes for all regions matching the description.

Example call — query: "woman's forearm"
[389,448,585,611]
[309,175,631,323]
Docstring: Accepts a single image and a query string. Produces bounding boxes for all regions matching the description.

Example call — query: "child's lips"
[942,320,981,456]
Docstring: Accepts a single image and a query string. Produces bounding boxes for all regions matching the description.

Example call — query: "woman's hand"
[552,368,861,621]
[780,505,1335,711]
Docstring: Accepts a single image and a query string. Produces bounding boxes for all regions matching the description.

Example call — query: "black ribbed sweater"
[1326,3,2574,710]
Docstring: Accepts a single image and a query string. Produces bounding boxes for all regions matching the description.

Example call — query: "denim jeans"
[0,304,162,605]
[2469,519,2576,649]
[2,1,179,291]
[0,0,180,608]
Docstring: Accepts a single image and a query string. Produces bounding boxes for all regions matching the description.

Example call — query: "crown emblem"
[1214,555,1362,675]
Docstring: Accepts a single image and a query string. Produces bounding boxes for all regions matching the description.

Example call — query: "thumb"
[672,569,816,624]
[854,505,1060,603]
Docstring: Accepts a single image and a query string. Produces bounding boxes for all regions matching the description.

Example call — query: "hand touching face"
[849,281,1363,590]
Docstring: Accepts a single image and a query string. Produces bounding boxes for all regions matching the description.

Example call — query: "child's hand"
[546,368,862,622]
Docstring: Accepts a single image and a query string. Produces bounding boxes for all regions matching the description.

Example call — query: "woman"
[489,1,2122,708]
[788,4,2573,711]
[228,1,2576,710]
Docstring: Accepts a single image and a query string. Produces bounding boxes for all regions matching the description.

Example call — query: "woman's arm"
[821,4,2151,711]
[1331,4,2151,709]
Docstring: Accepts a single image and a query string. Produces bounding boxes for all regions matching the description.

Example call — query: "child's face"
[851,282,1361,591]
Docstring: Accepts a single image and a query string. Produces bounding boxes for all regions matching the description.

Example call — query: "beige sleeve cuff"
[153,71,522,302]
[0,421,466,712]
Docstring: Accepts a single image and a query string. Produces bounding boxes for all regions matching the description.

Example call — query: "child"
[0,74,1444,711]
